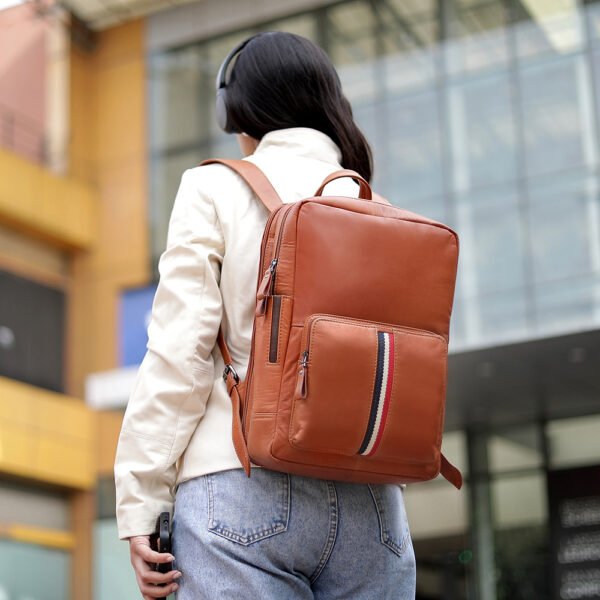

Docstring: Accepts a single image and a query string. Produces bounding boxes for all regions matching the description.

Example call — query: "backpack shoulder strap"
[200,158,284,214]
[202,158,281,472]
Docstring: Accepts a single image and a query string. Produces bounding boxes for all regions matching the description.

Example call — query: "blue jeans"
[172,468,416,599]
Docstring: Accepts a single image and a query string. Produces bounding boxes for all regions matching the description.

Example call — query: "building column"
[467,428,497,600]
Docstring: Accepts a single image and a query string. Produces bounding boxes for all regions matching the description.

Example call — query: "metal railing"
[0,101,47,164]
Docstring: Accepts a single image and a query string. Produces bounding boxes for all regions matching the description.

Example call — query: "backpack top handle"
[314,169,372,201]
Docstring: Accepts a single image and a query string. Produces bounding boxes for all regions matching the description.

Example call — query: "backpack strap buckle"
[223,364,240,384]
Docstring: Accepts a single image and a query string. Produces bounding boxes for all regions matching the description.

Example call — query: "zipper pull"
[256,259,278,316]
[295,350,308,399]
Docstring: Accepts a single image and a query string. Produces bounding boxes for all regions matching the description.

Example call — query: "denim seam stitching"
[309,481,339,584]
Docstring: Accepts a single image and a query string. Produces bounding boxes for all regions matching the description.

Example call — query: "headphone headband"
[215,36,255,91]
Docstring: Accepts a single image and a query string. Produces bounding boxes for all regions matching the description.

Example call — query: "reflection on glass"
[0,540,69,600]
[378,0,439,94]
[585,1,600,43]
[329,2,377,104]
[520,55,596,177]
[456,186,526,294]
[382,0,436,18]
[534,276,600,334]
[548,415,600,468]
[380,8,438,51]
[494,473,548,529]
[258,14,316,40]
[384,90,444,202]
[495,524,551,599]
[381,49,438,95]
[148,47,208,153]
[493,469,551,599]
[489,426,543,473]
[147,0,600,350]
[514,0,584,58]
[527,172,598,284]
[447,73,517,192]
[477,288,530,343]
[445,0,510,76]
[94,520,140,599]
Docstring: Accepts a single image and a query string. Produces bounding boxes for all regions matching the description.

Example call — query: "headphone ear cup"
[215,87,228,132]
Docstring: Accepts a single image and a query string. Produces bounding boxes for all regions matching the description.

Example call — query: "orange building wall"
[68,18,150,398]
[67,17,150,600]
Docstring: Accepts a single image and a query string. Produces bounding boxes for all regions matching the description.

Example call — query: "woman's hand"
[129,535,181,599]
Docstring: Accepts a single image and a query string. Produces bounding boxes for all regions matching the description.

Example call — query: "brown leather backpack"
[202,158,462,489]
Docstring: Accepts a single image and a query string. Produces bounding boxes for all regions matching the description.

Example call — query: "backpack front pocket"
[289,314,448,463]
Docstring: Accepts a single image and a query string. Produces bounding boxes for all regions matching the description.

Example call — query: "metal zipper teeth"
[242,206,284,434]
[299,313,447,363]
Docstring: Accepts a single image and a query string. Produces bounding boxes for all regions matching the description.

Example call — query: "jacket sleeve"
[114,168,225,540]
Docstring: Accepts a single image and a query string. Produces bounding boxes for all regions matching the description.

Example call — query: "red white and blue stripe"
[358,331,395,457]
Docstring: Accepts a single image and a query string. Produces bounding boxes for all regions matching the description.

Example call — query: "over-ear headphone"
[215,34,259,133]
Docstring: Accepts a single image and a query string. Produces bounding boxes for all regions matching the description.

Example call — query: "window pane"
[328,2,378,105]
[148,46,209,153]
[585,0,600,44]
[445,0,511,76]
[519,56,597,177]
[0,540,69,600]
[404,480,468,539]
[489,426,544,473]
[456,186,526,295]
[493,473,548,529]
[477,288,530,342]
[261,14,316,39]
[94,520,141,600]
[495,523,551,599]
[528,172,599,284]
[534,276,600,334]
[514,0,585,58]
[379,0,439,94]
[384,90,444,202]
[448,73,517,192]
[548,415,600,468]
[0,482,69,530]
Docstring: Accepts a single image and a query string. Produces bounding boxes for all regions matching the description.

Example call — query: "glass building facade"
[149,0,600,353]
[139,2,600,599]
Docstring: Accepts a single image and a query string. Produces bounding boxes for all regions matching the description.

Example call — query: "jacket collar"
[253,127,342,166]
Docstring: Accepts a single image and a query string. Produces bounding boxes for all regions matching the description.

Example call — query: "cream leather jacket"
[114,127,358,540]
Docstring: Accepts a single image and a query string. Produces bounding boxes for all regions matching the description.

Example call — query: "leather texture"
[209,159,463,489]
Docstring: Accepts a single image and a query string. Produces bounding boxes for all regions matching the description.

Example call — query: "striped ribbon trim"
[358,331,395,457]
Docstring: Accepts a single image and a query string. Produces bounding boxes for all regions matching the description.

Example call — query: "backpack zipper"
[242,206,282,434]
[256,203,297,315]
[243,203,297,434]
[296,350,309,398]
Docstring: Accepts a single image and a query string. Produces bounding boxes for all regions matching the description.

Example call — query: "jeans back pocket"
[368,483,412,558]
[207,468,291,546]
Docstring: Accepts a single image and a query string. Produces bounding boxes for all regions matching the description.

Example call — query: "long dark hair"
[225,31,373,182]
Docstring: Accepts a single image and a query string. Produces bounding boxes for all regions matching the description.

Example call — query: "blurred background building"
[1,0,600,598]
